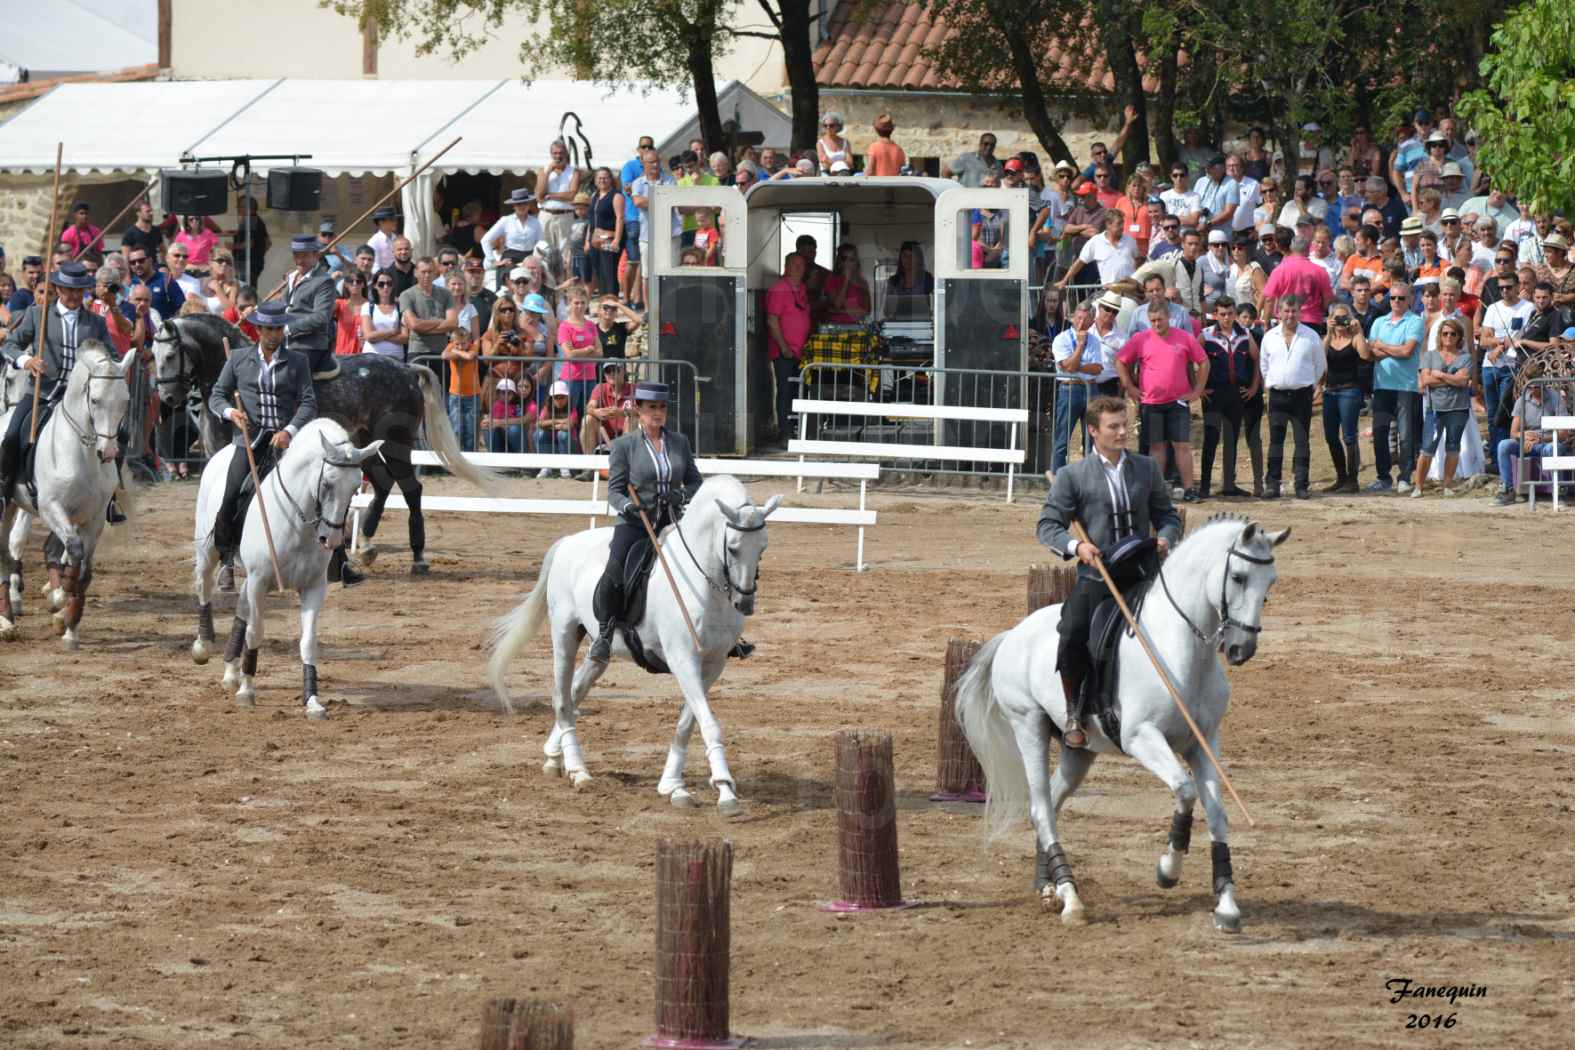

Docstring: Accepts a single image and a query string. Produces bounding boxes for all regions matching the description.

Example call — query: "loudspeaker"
[267,167,323,212]
[159,169,229,216]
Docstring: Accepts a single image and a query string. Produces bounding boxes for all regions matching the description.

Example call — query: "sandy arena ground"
[1,452,1573,1049]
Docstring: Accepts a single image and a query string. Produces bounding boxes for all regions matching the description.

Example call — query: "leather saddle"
[1079,536,1161,753]
[17,400,58,505]
[615,537,669,675]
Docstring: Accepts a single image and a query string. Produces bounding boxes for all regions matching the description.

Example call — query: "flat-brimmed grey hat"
[507,188,537,206]
[49,261,95,289]
[247,300,290,328]
[634,381,669,402]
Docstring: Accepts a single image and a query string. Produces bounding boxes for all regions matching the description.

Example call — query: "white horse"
[191,418,383,720]
[0,343,134,647]
[955,516,1288,931]
[489,476,780,815]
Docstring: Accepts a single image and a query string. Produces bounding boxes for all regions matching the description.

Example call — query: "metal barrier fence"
[124,351,701,483]
[798,361,1081,481]
[409,353,701,462]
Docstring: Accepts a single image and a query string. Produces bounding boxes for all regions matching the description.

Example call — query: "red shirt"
[765,276,811,360]
[1117,326,1207,404]
[222,305,259,343]
[333,299,363,355]
[1261,254,1335,324]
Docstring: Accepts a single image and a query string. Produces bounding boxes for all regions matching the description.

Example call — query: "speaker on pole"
[266,167,323,212]
[159,169,229,216]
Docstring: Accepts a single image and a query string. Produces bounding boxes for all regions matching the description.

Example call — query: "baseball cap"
[496,378,518,395]
[1294,213,1315,226]
[1075,181,1096,197]
[1414,108,1432,124]
[1003,158,1024,173]
[1146,194,1164,206]
[550,380,570,397]
[1257,223,1276,236]
[1301,122,1321,134]
[509,265,530,281]
[1207,229,1229,245]
[1207,154,1227,168]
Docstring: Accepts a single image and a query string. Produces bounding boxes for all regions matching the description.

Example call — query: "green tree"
[330,0,823,154]
[1458,0,1575,214]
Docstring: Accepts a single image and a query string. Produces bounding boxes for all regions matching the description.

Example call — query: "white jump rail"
[350,450,881,570]
[1535,415,1575,511]
[790,397,1030,502]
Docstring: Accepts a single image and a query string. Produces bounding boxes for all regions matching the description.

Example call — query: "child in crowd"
[536,379,579,476]
[569,192,593,284]
[443,298,481,451]
[693,208,722,266]
[486,375,537,454]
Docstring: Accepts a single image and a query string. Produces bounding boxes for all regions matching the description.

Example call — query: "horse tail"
[487,538,560,714]
[953,631,1029,842]
[411,363,502,494]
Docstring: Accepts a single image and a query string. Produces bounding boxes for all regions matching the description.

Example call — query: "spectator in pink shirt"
[1261,232,1336,333]
[59,202,104,258]
[766,253,812,444]
[1117,299,1210,500]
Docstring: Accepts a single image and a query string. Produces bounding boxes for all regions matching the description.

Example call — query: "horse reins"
[1157,538,1274,649]
[673,505,765,599]
[271,451,362,531]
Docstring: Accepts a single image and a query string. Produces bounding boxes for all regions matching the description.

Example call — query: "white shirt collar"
[1094,447,1126,471]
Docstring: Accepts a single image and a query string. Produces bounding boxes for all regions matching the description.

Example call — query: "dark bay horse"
[152,314,495,573]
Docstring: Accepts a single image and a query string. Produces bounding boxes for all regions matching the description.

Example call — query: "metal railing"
[409,353,702,462]
[798,361,1085,481]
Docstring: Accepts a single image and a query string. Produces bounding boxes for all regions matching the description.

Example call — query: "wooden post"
[931,639,985,802]
[827,730,912,911]
[651,840,740,1048]
[480,998,573,1050]
[1027,563,1077,614]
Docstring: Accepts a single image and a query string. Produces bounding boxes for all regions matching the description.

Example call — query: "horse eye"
[1231,573,1248,585]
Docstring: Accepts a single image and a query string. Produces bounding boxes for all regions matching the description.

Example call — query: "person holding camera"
[1321,303,1368,492]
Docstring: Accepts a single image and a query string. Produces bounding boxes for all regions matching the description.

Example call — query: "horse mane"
[294,417,352,447]
[1173,512,1254,555]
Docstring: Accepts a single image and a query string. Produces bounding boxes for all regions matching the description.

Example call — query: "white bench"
[790,397,1030,502]
[351,451,880,570]
[1534,415,1575,511]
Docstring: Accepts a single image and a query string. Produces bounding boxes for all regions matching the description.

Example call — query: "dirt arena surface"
[2,456,1573,1049]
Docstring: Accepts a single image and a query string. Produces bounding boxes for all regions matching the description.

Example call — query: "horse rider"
[0,260,117,518]
[208,300,317,564]
[588,381,704,664]
[1036,394,1182,748]
[281,232,339,376]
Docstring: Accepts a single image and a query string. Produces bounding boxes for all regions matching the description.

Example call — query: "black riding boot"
[587,569,623,663]
[1061,670,1088,749]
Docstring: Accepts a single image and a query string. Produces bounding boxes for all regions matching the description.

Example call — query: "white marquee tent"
[0,77,789,252]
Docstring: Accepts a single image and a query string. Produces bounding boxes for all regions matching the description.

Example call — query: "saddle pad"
[1082,577,1155,753]
[312,361,342,382]
[19,401,57,505]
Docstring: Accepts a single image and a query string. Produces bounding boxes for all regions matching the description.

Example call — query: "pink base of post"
[645,1038,747,1049]
[820,898,919,913]
[929,787,986,803]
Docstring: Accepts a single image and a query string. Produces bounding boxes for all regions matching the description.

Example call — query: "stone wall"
[813,90,1112,172]
[0,175,85,265]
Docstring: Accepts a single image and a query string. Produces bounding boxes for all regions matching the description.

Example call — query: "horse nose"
[98,440,119,463]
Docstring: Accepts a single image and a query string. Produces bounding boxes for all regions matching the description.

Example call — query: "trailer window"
[962,207,1010,270]
[779,211,839,271]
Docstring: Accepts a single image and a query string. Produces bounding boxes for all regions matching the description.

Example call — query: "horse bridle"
[272,452,362,531]
[1158,539,1274,649]
[153,327,197,391]
[674,506,765,599]
[59,374,127,450]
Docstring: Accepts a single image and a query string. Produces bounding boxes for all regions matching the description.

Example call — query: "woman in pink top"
[555,286,601,416]
[823,244,871,323]
[174,216,220,273]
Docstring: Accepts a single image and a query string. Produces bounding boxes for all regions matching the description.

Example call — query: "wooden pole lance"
[29,143,65,443]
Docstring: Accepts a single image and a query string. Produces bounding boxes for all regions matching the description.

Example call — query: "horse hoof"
[305,698,329,721]
[717,797,743,818]
[235,686,256,708]
[62,633,80,652]
[542,757,562,778]
[410,559,430,576]
[1061,903,1089,926]
[52,611,66,636]
[1155,862,1179,889]
[358,543,379,566]
[221,662,239,689]
[192,639,211,665]
[1214,911,1241,934]
[569,769,592,790]
[667,787,697,809]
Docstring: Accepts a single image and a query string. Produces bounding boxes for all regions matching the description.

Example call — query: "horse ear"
[762,494,783,519]
[716,500,743,527]
[318,431,335,456]
[1241,521,1257,543]
[1268,526,1291,547]
[120,350,137,377]
[352,439,386,465]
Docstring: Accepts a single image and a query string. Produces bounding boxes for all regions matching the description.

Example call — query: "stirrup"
[727,637,755,659]
[106,496,127,525]
[587,623,615,662]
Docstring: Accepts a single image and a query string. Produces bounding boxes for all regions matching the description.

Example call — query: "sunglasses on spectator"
[1496,256,1515,265]
[1440,330,1461,338]
[497,305,516,312]
[1162,223,1180,232]
[1442,218,1459,224]
[375,280,392,287]
[1170,170,1186,178]
[1095,172,1111,180]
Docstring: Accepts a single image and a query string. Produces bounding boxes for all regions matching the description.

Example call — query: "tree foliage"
[1458,0,1575,215]
[328,0,822,154]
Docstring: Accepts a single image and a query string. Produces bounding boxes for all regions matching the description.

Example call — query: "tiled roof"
[812,2,1161,95]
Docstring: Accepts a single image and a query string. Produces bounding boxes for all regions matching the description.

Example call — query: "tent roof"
[0,77,792,178]
[0,0,158,75]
